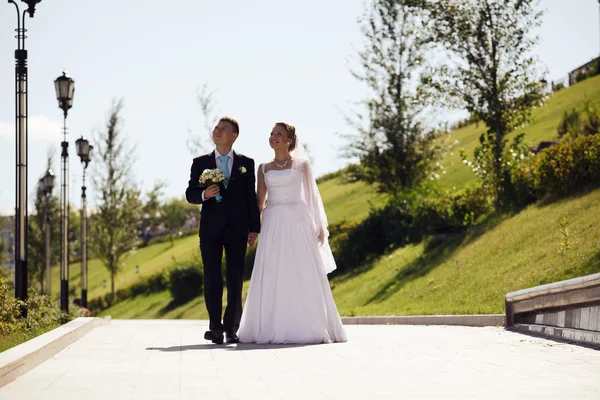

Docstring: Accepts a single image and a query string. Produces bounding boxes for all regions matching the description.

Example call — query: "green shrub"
[557,109,581,139]
[534,135,600,197]
[512,134,600,200]
[130,271,169,296]
[168,265,203,304]
[0,277,81,337]
[0,277,25,334]
[329,186,494,274]
[24,290,65,330]
[87,270,168,314]
[413,186,493,232]
[509,158,539,206]
[582,98,600,136]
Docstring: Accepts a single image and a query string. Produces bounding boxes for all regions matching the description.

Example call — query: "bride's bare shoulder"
[260,161,274,173]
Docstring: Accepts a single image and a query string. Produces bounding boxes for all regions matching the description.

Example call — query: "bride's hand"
[248,232,258,247]
[317,228,325,246]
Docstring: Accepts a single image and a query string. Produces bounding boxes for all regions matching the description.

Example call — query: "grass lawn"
[332,187,600,315]
[100,186,600,319]
[318,178,387,226]
[49,234,201,302]
[0,323,60,353]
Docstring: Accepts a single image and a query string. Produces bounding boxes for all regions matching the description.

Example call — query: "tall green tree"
[91,100,143,299]
[426,0,546,205]
[345,0,446,194]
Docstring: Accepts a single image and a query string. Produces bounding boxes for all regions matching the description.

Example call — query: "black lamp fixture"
[54,71,75,118]
[75,136,92,308]
[54,70,75,312]
[43,168,56,191]
[75,137,92,167]
[21,0,42,16]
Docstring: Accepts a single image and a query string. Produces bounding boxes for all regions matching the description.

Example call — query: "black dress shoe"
[204,330,224,344]
[225,331,239,344]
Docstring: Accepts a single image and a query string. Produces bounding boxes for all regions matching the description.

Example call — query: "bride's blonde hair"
[275,122,297,152]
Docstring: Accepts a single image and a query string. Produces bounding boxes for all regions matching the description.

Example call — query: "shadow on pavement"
[146,342,321,352]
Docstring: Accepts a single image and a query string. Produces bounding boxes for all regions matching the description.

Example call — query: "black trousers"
[200,227,247,333]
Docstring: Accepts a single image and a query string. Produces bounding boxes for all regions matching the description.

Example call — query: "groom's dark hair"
[220,116,239,134]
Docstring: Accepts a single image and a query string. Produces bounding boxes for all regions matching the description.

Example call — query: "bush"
[329,185,494,274]
[24,290,65,330]
[557,109,581,139]
[509,159,539,206]
[0,277,25,334]
[87,270,168,314]
[534,135,600,197]
[331,204,414,273]
[512,134,600,200]
[169,265,203,305]
[582,98,600,136]
[413,186,493,233]
[0,277,81,336]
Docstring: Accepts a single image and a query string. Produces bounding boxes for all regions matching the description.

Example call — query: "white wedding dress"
[237,158,347,344]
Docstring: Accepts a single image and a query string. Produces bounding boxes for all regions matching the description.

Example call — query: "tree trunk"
[111,268,115,300]
[494,119,504,207]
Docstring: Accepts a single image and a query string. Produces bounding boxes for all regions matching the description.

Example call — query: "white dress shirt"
[202,148,234,201]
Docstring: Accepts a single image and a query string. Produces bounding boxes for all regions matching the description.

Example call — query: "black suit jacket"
[185,151,261,237]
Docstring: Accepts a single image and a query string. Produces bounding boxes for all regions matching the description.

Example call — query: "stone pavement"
[0,320,598,400]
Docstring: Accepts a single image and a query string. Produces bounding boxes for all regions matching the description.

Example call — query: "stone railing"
[505,273,600,346]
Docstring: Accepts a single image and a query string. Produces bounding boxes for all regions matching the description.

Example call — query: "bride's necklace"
[274,156,291,168]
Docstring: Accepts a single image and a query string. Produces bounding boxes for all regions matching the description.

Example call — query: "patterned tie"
[219,155,230,188]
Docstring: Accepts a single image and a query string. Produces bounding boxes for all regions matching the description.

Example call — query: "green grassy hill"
[50,235,199,301]
[86,76,600,318]
[100,185,600,319]
[51,173,377,303]
[441,75,600,189]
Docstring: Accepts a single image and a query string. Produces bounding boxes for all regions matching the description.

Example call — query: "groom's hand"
[248,232,258,247]
[204,185,220,199]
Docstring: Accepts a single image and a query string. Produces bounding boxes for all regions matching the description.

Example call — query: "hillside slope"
[441,75,600,189]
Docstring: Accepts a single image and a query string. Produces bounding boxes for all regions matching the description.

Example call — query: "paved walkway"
[1,320,598,400]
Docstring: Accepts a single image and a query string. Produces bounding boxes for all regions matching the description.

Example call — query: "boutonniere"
[239,166,247,174]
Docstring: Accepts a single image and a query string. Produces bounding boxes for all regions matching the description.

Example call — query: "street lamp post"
[75,137,92,309]
[42,169,55,296]
[54,71,75,312]
[9,0,44,304]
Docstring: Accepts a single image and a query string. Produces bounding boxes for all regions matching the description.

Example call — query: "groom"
[185,116,261,344]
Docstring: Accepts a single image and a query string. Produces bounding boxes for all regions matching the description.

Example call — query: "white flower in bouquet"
[200,168,226,203]
[200,169,226,186]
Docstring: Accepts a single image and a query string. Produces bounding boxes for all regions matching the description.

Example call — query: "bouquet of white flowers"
[200,168,226,203]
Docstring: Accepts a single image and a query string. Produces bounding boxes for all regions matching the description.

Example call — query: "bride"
[237,122,347,344]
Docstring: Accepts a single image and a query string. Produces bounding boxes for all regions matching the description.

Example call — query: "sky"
[0,0,599,215]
